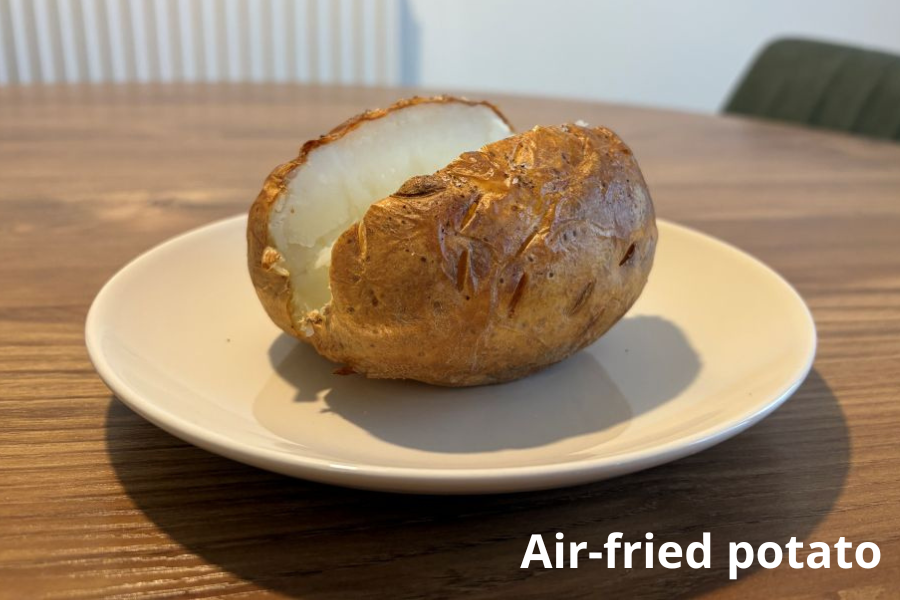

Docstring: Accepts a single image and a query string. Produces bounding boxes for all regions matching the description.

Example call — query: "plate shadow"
[106,369,847,598]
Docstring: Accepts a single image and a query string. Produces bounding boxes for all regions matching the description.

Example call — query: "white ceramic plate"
[86,216,815,494]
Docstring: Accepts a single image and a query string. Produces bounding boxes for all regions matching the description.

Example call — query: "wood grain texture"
[1,83,899,599]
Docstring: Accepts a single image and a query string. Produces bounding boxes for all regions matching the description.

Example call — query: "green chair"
[724,38,900,141]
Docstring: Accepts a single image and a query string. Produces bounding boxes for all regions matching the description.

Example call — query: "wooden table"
[2,84,899,599]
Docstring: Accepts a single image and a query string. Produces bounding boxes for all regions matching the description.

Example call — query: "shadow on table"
[106,368,847,599]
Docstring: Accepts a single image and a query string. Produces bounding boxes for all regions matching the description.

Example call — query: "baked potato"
[248,96,656,386]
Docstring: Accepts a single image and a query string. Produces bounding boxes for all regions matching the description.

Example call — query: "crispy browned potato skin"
[247,96,511,340]
[249,100,657,387]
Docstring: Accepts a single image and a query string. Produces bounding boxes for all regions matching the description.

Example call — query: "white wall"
[408,0,900,113]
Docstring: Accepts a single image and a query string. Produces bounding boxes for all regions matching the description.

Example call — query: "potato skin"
[303,124,657,386]
[247,96,512,340]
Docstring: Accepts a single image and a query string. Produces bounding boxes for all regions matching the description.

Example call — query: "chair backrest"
[0,0,415,86]
[725,38,900,141]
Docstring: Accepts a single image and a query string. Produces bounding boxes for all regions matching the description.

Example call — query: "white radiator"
[0,0,415,86]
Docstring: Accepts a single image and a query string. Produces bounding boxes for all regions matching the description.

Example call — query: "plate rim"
[85,215,817,493]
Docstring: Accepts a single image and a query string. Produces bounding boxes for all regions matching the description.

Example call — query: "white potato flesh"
[269,102,512,313]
